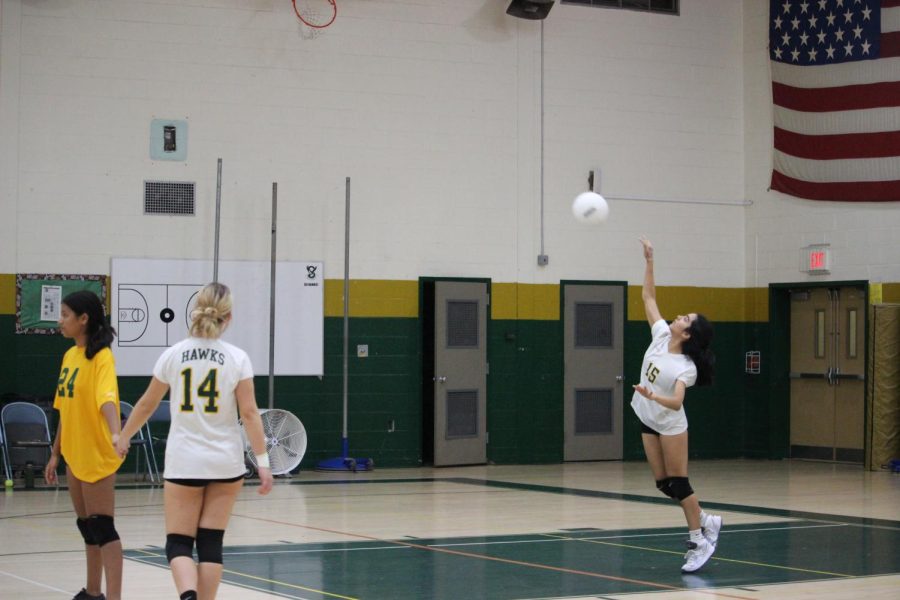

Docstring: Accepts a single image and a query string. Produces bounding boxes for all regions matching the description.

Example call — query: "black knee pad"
[668,477,694,501]
[655,478,676,499]
[86,514,120,547]
[195,528,225,564]
[165,533,195,563]
[76,517,98,546]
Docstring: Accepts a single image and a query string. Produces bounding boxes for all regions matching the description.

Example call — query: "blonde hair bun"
[189,283,233,338]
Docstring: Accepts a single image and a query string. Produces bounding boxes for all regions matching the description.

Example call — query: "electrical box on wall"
[800,244,831,275]
[150,119,188,161]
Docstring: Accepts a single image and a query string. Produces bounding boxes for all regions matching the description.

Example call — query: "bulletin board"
[16,274,107,334]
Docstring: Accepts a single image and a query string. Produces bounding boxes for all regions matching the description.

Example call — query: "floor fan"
[244,409,307,476]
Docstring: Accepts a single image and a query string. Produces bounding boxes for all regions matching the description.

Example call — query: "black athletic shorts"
[640,421,661,436]
[165,474,245,487]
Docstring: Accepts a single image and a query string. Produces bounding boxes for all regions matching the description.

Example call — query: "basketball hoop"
[292,0,337,30]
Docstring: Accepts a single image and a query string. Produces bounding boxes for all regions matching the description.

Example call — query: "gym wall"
[3,1,900,467]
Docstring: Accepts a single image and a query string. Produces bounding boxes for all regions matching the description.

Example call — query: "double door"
[789,286,865,463]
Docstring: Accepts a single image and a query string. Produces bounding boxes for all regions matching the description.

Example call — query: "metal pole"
[268,183,277,410]
[213,158,222,283]
[342,177,351,452]
[539,21,545,257]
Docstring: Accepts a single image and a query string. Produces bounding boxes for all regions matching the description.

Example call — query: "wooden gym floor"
[1,460,898,599]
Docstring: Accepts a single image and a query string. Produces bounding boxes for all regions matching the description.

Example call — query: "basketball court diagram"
[111,258,324,376]
[116,283,201,347]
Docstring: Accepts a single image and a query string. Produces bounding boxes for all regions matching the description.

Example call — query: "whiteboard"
[111,258,323,376]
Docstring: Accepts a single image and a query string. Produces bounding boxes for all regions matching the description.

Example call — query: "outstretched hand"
[633,384,654,401]
[639,236,653,261]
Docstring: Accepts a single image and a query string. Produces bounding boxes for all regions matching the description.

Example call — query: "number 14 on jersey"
[179,368,219,413]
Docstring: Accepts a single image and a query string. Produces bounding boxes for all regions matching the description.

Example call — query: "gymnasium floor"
[1,460,898,599]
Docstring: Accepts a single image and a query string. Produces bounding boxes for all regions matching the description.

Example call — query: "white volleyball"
[572,191,609,224]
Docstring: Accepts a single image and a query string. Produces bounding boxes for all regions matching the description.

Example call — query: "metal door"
[563,284,624,461]
[789,286,865,462]
[433,281,488,466]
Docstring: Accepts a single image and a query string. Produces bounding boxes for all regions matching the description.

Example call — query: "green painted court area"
[124,478,900,600]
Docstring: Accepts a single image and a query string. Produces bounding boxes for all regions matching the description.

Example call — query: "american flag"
[769,0,900,201]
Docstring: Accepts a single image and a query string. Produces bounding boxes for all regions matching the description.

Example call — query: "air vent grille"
[144,181,195,215]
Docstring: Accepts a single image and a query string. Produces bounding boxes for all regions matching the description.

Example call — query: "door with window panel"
[433,281,488,466]
[789,286,865,462]
[563,284,624,461]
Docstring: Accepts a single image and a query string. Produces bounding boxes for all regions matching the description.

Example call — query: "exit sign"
[800,245,831,274]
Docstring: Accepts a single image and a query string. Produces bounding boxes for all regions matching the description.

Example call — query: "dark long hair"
[62,290,116,359]
[684,314,714,386]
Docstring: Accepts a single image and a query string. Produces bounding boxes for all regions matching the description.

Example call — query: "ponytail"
[684,314,715,386]
[61,290,116,359]
[190,283,233,339]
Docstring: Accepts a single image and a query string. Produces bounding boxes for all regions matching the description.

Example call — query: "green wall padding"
[0,314,787,469]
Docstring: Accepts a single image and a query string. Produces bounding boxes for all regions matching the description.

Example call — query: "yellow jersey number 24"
[57,367,79,397]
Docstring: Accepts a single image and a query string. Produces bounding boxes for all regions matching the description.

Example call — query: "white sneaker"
[681,538,716,573]
[702,514,722,546]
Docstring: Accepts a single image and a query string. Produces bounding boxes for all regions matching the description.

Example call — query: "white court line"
[224,579,311,600]
[564,522,850,542]
[429,522,850,548]
[224,545,408,556]
[133,545,409,557]
[125,555,311,600]
[127,523,853,560]
[517,596,614,600]
[433,537,564,548]
[0,569,72,596]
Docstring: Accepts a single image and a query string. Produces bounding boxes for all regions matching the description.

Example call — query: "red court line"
[234,513,756,600]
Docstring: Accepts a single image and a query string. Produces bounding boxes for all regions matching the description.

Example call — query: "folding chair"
[119,400,159,483]
[0,402,52,487]
[0,425,12,483]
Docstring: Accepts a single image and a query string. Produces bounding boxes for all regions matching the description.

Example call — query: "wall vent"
[144,181,195,215]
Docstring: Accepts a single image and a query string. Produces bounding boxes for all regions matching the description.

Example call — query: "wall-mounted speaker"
[506,0,555,20]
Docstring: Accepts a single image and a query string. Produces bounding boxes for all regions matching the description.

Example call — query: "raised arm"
[640,237,663,326]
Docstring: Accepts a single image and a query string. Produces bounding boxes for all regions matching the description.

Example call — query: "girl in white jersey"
[117,283,273,600]
[631,238,721,574]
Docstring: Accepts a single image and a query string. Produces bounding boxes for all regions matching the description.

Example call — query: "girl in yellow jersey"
[45,291,124,600]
